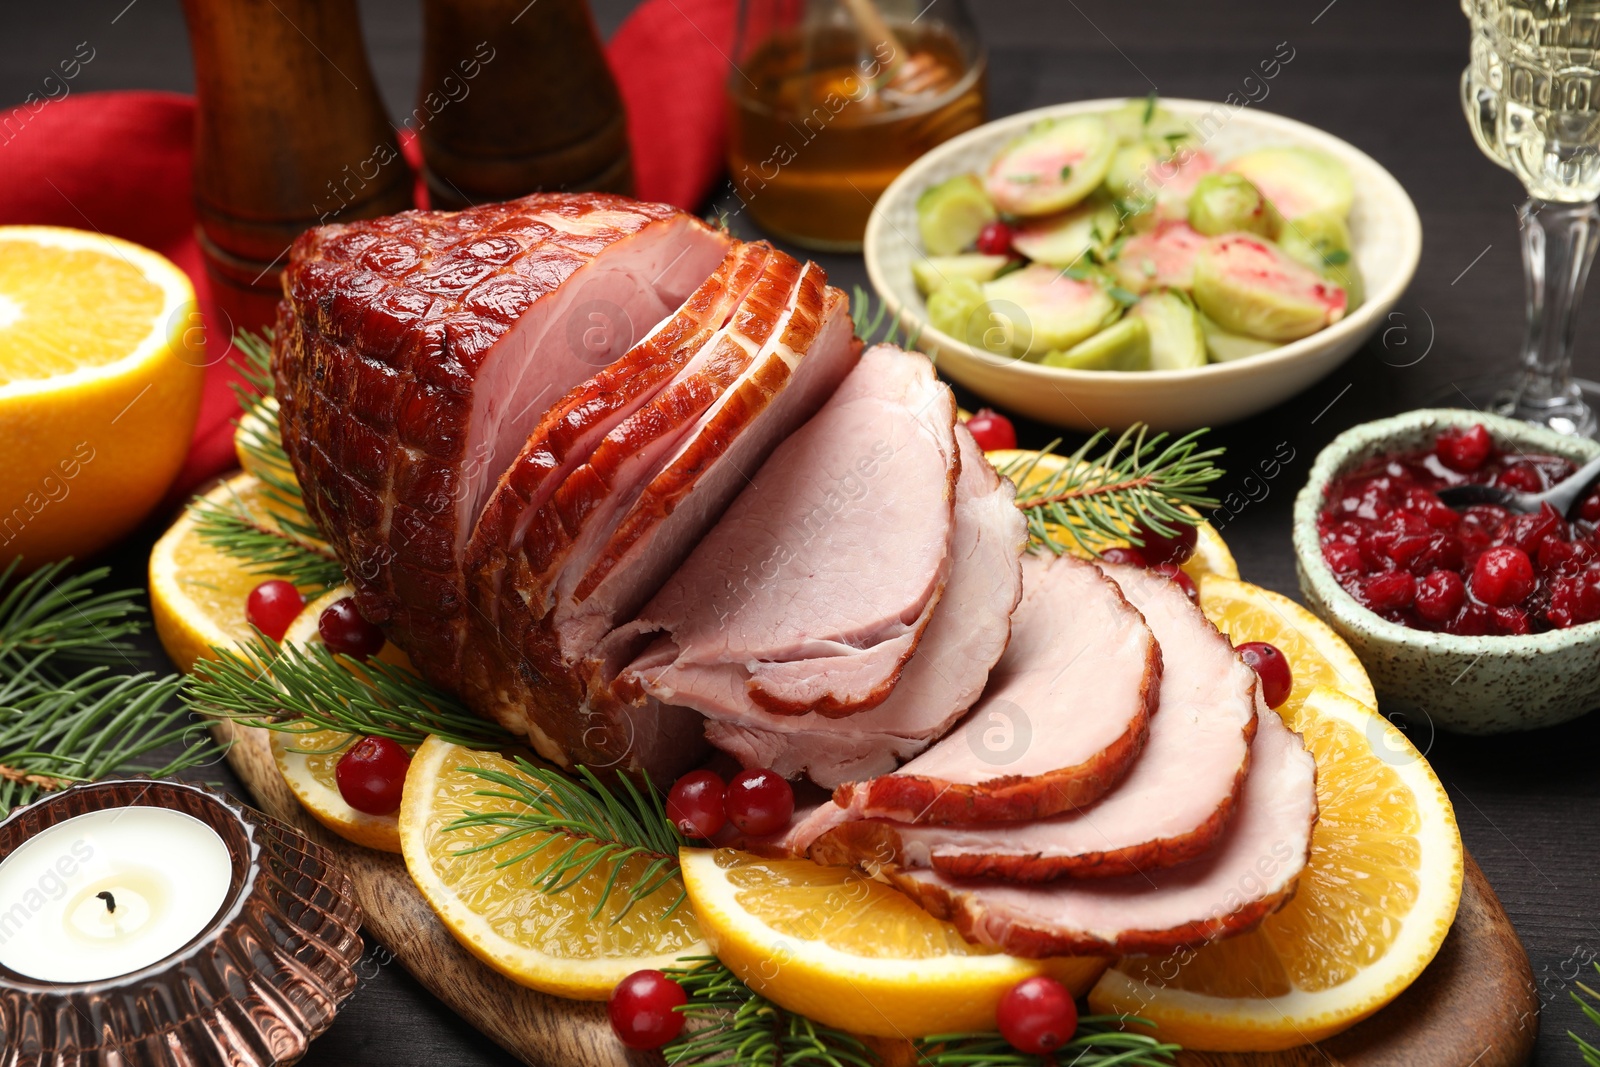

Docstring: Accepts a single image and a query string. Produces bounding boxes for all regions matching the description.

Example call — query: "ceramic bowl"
[863,98,1422,431]
[1293,409,1600,733]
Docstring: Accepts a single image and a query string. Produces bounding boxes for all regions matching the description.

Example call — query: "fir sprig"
[189,494,344,591]
[446,759,688,922]
[916,1015,1179,1067]
[853,286,922,350]
[663,956,877,1067]
[999,426,1225,557]
[187,636,515,750]
[1573,963,1600,1066]
[0,559,144,678]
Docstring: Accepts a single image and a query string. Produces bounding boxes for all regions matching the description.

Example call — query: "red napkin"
[0,0,737,499]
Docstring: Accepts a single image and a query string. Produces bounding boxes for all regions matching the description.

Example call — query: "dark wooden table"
[5,1,1600,1065]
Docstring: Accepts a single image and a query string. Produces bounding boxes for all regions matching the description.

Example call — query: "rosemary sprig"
[853,285,922,350]
[1000,426,1224,557]
[1574,963,1600,1066]
[915,1015,1179,1067]
[446,759,688,922]
[186,636,515,750]
[663,956,877,1067]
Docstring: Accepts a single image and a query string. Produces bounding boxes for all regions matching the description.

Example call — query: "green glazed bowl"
[1293,408,1600,733]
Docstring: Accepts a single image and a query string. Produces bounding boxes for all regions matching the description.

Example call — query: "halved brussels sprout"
[1225,146,1354,221]
[982,264,1119,357]
[1278,212,1365,310]
[1010,199,1121,267]
[1188,173,1282,238]
[1105,220,1208,293]
[985,116,1116,216]
[1131,290,1207,370]
[1199,311,1280,363]
[917,173,997,256]
[1103,98,1197,148]
[1191,234,1348,342]
[912,254,1014,296]
[927,277,988,348]
[1041,315,1152,371]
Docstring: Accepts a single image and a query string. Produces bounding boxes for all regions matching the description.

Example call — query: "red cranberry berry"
[1435,424,1492,472]
[666,770,726,839]
[1471,546,1536,608]
[1580,491,1600,524]
[1323,541,1362,575]
[1414,570,1466,623]
[246,579,304,642]
[1494,463,1545,494]
[974,221,1015,257]
[996,975,1078,1055]
[1362,571,1417,612]
[1100,546,1149,567]
[724,768,795,836]
[1134,520,1198,566]
[608,969,687,1050]
[1235,641,1292,709]
[964,408,1017,452]
[1153,562,1199,604]
[318,597,386,659]
[334,736,410,815]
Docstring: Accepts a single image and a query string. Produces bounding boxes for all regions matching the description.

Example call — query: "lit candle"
[0,806,233,983]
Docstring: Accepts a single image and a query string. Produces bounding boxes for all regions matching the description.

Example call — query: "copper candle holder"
[0,779,363,1067]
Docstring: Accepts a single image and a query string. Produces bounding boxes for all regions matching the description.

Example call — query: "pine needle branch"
[226,330,327,545]
[915,1015,1180,1067]
[1573,964,1600,1067]
[999,426,1225,557]
[853,285,922,351]
[0,559,144,678]
[188,495,344,591]
[186,636,516,750]
[446,760,689,923]
[662,956,878,1067]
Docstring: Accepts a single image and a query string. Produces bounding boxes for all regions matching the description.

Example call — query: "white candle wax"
[0,806,234,983]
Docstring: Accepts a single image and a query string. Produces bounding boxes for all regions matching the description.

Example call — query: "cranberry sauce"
[1318,424,1600,635]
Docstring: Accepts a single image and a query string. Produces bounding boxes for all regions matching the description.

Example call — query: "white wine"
[1463,0,1600,201]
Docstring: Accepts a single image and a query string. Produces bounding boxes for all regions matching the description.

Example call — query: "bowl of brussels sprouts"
[863,96,1421,431]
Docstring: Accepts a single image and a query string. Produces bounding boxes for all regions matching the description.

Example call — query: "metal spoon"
[1435,453,1600,518]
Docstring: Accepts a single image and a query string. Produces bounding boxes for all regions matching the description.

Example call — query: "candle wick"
[96,890,117,914]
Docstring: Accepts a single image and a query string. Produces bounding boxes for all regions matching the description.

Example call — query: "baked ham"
[826,551,1160,824]
[608,346,959,723]
[885,705,1318,957]
[274,193,728,690]
[808,562,1259,878]
[701,422,1026,786]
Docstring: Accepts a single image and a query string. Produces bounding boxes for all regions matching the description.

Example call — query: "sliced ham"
[274,193,729,691]
[886,705,1319,957]
[608,346,958,722]
[829,551,1160,824]
[810,562,1259,878]
[702,422,1026,786]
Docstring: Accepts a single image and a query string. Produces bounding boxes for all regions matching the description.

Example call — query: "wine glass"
[1460,0,1600,437]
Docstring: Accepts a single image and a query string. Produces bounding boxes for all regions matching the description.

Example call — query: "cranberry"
[1323,541,1362,575]
[1134,519,1198,566]
[334,736,410,815]
[974,221,1015,257]
[1581,491,1600,524]
[1490,605,1532,634]
[246,579,305,642]
[318,597,386,659]
[996,976,1077,1055]
[1235,641,1292,709]
[1471,546,1536,607]
[1494,463,1545,493]
[1100,546,1149,567]
[1363,571,1416,612]
[1153,563,1199,604]
[964,408,1018,452]
[1435,424,1493,472]
[666,770,726,839]
[724,768,795,836]
[608,969,687,1049]
[1414,570,1466,623]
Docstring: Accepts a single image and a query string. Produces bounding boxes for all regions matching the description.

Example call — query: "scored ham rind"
[608,346,959,722]
[809,562,1259,878]
[702,422,1027,786]
[827,551,1160,824]
[274,193,729,689]
[886,706,1319,957]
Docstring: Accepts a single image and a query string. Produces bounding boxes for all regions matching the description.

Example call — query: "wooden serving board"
[214,719,1539,1067]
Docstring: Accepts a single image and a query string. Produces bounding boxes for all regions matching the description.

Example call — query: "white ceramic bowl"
[864,98,1423,431]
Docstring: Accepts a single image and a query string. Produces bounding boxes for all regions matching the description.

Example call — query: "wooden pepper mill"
[415,0,632,209]
[181,0,413,331]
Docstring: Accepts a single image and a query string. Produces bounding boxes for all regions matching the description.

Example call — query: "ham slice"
[274,193,729,691]
[887,706,1318,957]
[702,422,1026,786]
[826,551,1160,824]
[609,346,958,722]
[810,562,1259,878]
